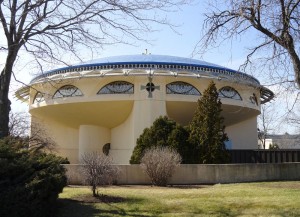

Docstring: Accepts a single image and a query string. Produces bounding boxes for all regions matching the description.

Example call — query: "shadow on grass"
[57,198,300,217]
[56,197,148,217]
[71,194,126,203]
[57,199,97,217]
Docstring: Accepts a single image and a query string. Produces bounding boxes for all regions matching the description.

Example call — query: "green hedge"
[0,138,67,217]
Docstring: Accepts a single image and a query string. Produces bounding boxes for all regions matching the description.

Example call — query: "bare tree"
[196,0,300,88]
[9,111,30,138]
[0,0,190,139]
[288,107,300,128]
[257,103,279,149]
[140,146,181,186]
[28,121,57,152]
[81,152,119,197]
[8,111,56,152]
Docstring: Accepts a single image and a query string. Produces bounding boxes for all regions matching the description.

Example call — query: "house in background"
[258,134,300,149]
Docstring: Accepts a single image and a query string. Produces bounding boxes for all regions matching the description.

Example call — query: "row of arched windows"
[33,81,242,104]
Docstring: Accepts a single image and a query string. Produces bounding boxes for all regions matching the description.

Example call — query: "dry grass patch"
[57,182,300,217]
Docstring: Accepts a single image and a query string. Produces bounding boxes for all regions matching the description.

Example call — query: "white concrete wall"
[226,116,258,149]
[29,75,262,164]
[78,125,110,161]
[31,116,79,163]
[110,112,134,164]
[64,163,300,185]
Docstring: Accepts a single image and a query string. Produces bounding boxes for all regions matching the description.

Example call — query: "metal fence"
[229,150,300,163]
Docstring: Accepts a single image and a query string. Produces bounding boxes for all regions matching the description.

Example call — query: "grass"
[57,182,300,217]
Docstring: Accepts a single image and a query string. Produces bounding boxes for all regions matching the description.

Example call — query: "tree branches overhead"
[197,0,300,87]
[0,0,189,138]
[0,0,189,67]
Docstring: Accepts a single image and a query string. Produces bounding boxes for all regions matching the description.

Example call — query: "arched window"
[53,85,83,99]
[97,81,134,94]
[219,86,242,100]
[166,81,200,95]
[33,92,45,103]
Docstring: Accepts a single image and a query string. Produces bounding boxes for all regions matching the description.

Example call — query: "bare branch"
[140,146,181,186]
[81,152,119,197]
[197,0,300,88]
[0,0,190,138]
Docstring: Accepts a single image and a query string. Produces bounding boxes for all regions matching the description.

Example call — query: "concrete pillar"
[78,125,110,161]
[132,76,167,147]
[132,99,167,140]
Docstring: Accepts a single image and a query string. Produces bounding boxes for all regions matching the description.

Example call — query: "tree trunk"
[92,185,97,197]
[0,51,18,139]
[0,75,11,138]
[289,49,300,88]
[283,33,300,88]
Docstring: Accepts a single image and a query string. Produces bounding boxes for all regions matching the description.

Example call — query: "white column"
[132,77,167,148]
[78,125,110,161]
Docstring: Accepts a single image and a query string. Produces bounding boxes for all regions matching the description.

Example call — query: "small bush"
[81,152,119,196]
[140,146,181,186]
[0,138,67,217]
[269,143,280,149]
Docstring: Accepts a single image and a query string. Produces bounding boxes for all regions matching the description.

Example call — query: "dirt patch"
[72,194,125,203]
[169,184,214,189]
[256,181,300,189]
[107,184,214,189]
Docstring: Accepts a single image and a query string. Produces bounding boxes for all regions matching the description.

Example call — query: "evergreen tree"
[0,138,67,217]
[168,125,197,164]
[130,116,193,164]
[189,81,229,164]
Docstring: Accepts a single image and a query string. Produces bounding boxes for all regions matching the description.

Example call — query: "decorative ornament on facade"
[141,76,160,98]
[250,93,258,105]
[33,92,45,103]
[142,49,151,55]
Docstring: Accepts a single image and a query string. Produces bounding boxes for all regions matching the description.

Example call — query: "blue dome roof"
[80,54,226,70]
[71,54,234,71]
[31,54,260,85]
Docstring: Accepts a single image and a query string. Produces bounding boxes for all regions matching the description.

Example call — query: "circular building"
[16,54,274,163]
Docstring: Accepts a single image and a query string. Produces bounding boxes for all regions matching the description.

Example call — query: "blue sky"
[1,1,297,134]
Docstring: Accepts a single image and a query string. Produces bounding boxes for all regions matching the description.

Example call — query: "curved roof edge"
[30,54,260,85]
[16,54,274,104]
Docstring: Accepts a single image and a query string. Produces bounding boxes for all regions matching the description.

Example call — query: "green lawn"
[57,182,300,217]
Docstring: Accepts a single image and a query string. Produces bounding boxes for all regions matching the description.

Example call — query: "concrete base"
[64,163,300,185]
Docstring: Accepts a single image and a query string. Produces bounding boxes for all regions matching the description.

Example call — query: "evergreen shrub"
[130,116,194,164]
[0,138,67,217]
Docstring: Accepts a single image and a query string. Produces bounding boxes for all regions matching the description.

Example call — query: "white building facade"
[16,55,274,163]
